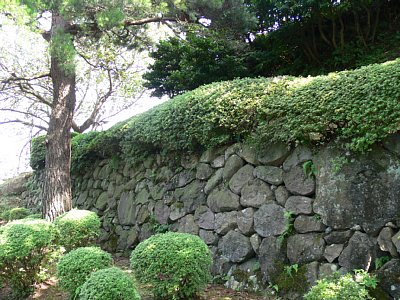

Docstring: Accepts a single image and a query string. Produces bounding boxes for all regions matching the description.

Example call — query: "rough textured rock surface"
[219,230,254,263]
[257,142,290,166]
[324,244,344,263]
[287,233,325,264]
[283,146,313,172]
[229,165,255,194]
[294,215,326,233]
[117,192,136,225]
[376,259,400,299]
[223,155,244,181]
[283,166,315,196]
[314,145,400,234]
[377,227,398,257]
[240,179,274,208]
[254,166,283,185]
[259,236,286,283]
[207,186,240,212]
[237,208,255,236]
[253,204,286,237]
[338,231,377,271]
[215,212,238,235]
[285,196,313,215]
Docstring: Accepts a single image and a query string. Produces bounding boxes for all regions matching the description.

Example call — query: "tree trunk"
[42,13,76,221]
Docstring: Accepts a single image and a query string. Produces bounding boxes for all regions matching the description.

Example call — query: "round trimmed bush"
[130,232,212,299]
[0,219,58,299]
[54,209,100,251]
[56,246,113,297]
[78,267,141,300]
[304,271,376,300]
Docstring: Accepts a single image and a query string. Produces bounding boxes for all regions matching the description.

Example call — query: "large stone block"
[287,233,325,264]
[314,144,400,234]
[259,236,286,282]
[338,231,376,271]
[215,211,237,235]
[218,230,254,263]
[253,203,286,237]
[294,215,326,233]
[117,191,136,225]
[229,165,255,194]
[283,145,313,172]
[237,207,255,236]
[285,196,313,215]
[223,155,244,181]
[254,166,283,185]
[207,186,241,212]
[283,166,315,196]
[240,179,274,208]
[257,142,291,166]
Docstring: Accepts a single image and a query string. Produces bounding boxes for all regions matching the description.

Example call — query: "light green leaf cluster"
[49,29,76,75]
[304,271,376,300]
[30,59,400,173]
[54,208,101,252]
[56,246,113,297]
[78,267,141,300]
[0,219,58,298]
[130,232,212,299]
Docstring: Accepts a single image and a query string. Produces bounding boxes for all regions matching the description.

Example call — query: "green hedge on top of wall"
[31,58,400,173]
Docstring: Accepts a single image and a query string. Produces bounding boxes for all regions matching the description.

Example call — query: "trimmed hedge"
[56,247,113,297]
[0,219,58,299]
[78,267,141,300]
[130,232,212,299]
[54,209,100,252]
[31,59,400,173]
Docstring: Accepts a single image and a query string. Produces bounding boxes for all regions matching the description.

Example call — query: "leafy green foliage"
[56,246,113,297]
[130,232,212,299]
[271,262,308,296]
[304,270,377,300]
[54,209,100,252]
[30,135,46,171]
[375,256,391,270]
[31,58,400,170]
[78,267,141,300]
[0,219,58,299]
[144,32,252,97]
[0,207,31,221]
[49,29,76,75]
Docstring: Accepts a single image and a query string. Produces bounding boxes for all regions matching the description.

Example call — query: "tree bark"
[42,13,76,221]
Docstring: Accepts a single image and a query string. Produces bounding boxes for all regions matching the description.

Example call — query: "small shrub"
[1,207,31,221]
[78,267,141,300]
[0,219,58,299]
[54,209,100,251]
[130,232,212,300]
[56,246,113,297]
[304,270,377,300]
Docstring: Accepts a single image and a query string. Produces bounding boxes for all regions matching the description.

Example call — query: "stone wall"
[72,136,400,298]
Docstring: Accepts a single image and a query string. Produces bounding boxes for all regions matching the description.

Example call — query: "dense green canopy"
[31,58,400,173]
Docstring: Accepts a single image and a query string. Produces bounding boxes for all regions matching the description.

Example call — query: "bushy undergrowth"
[54,209,100,252]
[304,270,377,300]
[56,246,113,297]
[30,59,400,173]
[0,207,31,221]
[0,219,58,299]
[78,267,141,300]
[130,232,212,300]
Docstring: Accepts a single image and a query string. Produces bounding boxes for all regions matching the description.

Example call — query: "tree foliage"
[1,0,255,220]
[144,0,400,96]
[144,32,252,97]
